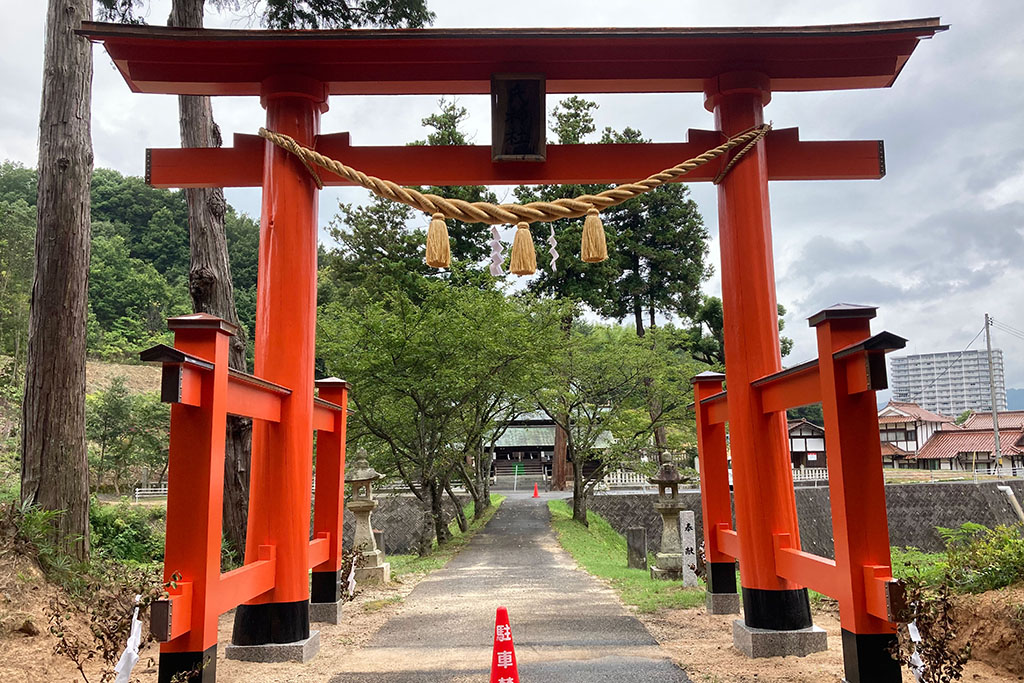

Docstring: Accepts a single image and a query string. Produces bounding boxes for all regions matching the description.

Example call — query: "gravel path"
[329,492,691,683]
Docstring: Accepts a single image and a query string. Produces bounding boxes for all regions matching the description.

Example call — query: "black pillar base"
[741,587,812,630]
[841,629,901,683]
[311,570,341,604]
[158,645,217,683]
[707,561,737,594]
[231,600,310,646]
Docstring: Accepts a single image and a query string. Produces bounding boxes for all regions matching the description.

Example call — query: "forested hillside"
[0,161,259,375]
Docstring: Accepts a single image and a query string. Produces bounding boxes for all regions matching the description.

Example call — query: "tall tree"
[21,0,94,560]
[97,0,435,555]
[688,296,793,366]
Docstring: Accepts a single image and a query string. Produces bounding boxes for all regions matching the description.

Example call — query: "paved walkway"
[330,493,690,683]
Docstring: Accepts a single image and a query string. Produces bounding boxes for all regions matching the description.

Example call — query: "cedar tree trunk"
[169,0,252,556]
[21,0,94,561]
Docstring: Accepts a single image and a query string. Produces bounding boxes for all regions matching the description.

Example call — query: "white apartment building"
[889,349,1006,417]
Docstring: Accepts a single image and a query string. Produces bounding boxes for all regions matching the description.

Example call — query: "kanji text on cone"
[490,606,520,683]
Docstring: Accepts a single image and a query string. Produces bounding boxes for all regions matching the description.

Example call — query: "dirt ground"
[0,559,427,683]
[4,534,1023,683]
[86,360,160,395]
[638,597,1024,683]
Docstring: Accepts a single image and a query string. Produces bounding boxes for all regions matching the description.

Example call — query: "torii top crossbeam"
[81,18,945,189]
[83,19,944,96]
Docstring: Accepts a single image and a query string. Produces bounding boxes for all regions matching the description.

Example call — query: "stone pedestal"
[225,631,320,663]
[354,547,391,585]
[309,600,343,624]
[626,527,647,570]
[732,620,827,658]
[651,499,684,580]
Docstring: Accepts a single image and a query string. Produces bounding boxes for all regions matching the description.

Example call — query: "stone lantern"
[345,449,390,584]
[649,457,686,581]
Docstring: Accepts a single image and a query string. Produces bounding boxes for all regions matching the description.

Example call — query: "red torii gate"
[81,18,945,683]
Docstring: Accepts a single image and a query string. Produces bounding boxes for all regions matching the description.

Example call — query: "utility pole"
[985,313,1002,468]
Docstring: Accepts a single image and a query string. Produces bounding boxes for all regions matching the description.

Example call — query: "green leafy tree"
[0,161,38,206]
[537,323,698,524]
[86,377,170,494]
[0,198,35,385]
[86,377,134,493]
[319,282,561,554]
[788,403,824,426]
[322,98,496,303]
[87,231,190,359]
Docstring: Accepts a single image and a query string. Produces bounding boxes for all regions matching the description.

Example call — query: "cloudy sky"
[2,1,1023,395]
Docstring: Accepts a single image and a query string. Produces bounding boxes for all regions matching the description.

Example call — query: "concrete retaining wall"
[588,480,1024,560]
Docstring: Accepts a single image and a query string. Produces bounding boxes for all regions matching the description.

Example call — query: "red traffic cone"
[490,606,520,683]
[532,482,539,498]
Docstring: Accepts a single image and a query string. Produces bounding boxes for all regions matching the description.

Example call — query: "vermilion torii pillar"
[81,18,944,683]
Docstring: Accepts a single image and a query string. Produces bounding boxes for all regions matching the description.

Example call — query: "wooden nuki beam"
[146,128,885,189]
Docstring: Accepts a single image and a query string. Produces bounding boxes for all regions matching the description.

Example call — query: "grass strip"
[547,498,705,613]
[389,493,506,577]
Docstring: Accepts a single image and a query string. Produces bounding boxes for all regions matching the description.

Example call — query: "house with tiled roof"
[876,400,954,467]
[788,419,826,469]
[912,428,1024,470]
[961,410,1024,431]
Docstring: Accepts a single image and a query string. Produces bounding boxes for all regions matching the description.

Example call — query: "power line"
[990,319,1024,342]
[907,325,986,403]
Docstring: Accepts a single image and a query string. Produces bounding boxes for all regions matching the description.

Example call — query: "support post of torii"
[227,76,327,654]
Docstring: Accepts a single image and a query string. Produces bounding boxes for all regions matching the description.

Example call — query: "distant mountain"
[1008,388,1024,410]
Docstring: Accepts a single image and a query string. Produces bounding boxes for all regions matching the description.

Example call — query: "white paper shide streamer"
[547,225,559,272]
[347,562,358,597]
[113,595,144,683]
[907,620,925,682]
[489,226,504,276]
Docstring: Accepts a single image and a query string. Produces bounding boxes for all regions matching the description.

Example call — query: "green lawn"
[547,499,706,613]
[547,499,971,613]
[389,494,506,578]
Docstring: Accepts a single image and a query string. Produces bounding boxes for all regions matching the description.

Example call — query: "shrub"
[90,500,165,564]
[938,522,1024,594]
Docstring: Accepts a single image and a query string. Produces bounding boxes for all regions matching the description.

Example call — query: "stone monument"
[679,510,699,588]
[649,457,685,580]
[345,450,391,585]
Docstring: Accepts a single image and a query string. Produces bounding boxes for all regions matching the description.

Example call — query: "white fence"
[601,470,652,491]
[133,485,168,502]
[791,468,829,482]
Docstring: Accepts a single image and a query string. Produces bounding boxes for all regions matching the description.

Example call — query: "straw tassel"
[580,207,608,263]
[425,212,451,268]
[509,222,537,276]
